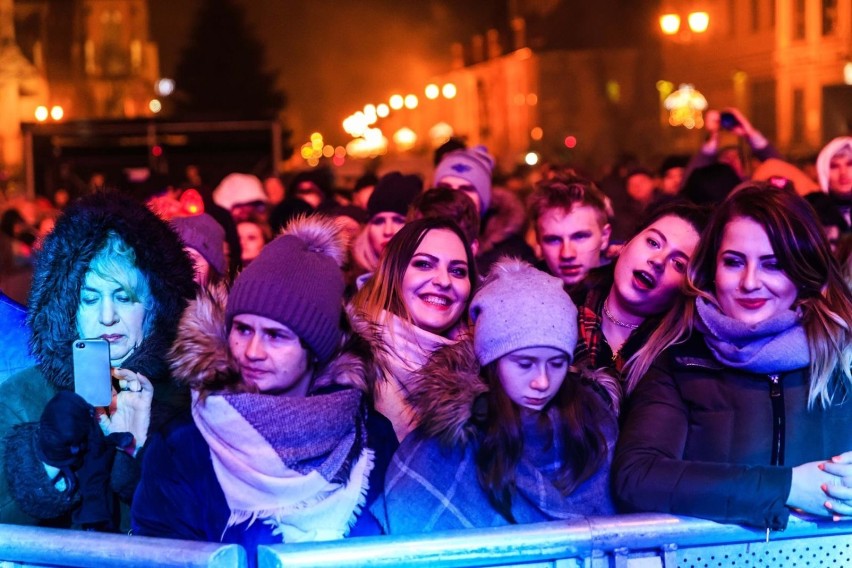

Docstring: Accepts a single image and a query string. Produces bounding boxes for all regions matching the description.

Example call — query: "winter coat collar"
[169,285,371,395]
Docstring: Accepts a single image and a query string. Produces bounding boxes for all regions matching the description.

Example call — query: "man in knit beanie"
[470,258,578,366]
[433,145,495,217]
[226,215,345,366]
[171,214,227,285]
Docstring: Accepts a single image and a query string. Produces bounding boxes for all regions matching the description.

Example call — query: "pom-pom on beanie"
[171,213,227,277]
[470,257,578,366]
[367,172,423,218]
[433,145,495,215]
[212,173,268,211]
[225,215,346,362]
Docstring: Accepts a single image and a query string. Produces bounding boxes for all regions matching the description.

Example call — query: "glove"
[71,419,118,530]
[37,391,95,493]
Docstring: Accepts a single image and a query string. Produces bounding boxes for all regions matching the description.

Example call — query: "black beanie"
[367,172,423,218]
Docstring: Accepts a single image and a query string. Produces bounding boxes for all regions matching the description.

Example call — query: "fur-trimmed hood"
[27,191,196,389]
[169,284,371,396]
[404,338,488,447]
[403,336,622,448]
[480,187,528,253]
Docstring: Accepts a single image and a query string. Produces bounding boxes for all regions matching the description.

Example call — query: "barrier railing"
[258,513,852,568]
[2,514,851,568]
[0,524,246,568]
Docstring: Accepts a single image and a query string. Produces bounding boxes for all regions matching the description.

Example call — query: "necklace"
[603,299,640,330]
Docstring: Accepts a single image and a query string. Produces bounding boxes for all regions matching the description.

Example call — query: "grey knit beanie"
[433,145,495,215]
[225,215,346,362]
[171,214,227,277]
[470,258,578,366]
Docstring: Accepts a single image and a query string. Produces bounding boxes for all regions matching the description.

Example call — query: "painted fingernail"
[822,484,829,493]
[835,515,842,522]
[826,501,834,509]
[819,463,826,470]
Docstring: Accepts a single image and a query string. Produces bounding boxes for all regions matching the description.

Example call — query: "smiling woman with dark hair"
[349,217,477,442]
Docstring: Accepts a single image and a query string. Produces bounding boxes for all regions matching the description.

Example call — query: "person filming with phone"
[681,107,781,190]
[0,191,195,531]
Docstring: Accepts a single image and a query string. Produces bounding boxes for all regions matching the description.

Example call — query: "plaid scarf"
[192,388,373,543]
[574,285,624,370]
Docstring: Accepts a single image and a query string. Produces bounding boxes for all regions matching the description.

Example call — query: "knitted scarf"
[373,311,457,441]
[191,388,374,543]
[695,297,810,374]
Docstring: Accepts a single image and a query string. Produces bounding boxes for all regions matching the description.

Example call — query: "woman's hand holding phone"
[96,369,153,455]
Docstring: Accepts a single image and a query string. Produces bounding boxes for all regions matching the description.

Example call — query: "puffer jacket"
[613,333,852,530]
[1,191,195,527]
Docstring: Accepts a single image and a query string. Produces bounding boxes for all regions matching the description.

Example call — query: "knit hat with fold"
[433,145,495,215]
[225,215,345,362]
[470,257,578,366]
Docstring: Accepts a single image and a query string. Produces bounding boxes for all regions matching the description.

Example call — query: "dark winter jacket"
[377,339,618,534]
[613,333,852,530]
[476,188,535,277]
[1,191,195,527]
[131,286,393,556]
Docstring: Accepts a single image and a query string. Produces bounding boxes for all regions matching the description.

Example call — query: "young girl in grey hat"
[376,257,619,533]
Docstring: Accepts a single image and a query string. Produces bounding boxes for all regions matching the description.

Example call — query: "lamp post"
[659,10,710,40]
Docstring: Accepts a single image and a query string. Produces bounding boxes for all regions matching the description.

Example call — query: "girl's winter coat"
[375,340,617,534]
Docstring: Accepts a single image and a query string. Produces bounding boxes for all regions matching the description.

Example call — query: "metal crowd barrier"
[0,524,246,568]
[258,513,852,568]
[1,514,851,568]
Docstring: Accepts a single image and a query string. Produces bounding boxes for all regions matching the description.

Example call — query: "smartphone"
[72,339,112,407]
[719,111,740,130]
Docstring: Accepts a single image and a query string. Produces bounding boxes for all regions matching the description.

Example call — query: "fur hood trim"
[480,188,528,254]
[170,285,370,395]
[282,214,348,268]
[404,338,487,447]
[27,191,196,389]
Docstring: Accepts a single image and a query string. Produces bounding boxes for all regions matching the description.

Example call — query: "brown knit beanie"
[225,215,346,362]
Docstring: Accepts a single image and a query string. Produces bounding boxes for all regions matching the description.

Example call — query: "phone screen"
[72,339,112,407]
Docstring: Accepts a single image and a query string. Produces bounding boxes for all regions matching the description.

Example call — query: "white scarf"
[373,311,458,441]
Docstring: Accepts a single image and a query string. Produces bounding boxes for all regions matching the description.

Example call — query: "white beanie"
[470,257,578,366]
[212,173,268,211]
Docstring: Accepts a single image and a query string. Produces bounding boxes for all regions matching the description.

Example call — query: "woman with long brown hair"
[616,182,852,529]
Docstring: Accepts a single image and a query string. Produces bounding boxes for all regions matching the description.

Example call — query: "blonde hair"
[85,231,154,335]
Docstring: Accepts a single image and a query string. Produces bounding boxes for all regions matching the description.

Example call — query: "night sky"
[148,0,504,145]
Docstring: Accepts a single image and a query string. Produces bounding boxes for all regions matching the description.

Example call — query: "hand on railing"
[788,460,842,517]
[819,451,852,519]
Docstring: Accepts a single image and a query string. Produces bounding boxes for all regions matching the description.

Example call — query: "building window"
[823,0,838,35]
[751,0,760,31]
[728,0,738,36]
[792,88,805,144]
[793,0,806,39]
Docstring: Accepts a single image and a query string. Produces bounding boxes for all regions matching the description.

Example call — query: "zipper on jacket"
[768,374,785,466]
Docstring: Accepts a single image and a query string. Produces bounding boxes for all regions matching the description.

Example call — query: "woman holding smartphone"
[0,191,195,530]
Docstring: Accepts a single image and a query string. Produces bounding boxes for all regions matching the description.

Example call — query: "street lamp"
[659,10,710,36]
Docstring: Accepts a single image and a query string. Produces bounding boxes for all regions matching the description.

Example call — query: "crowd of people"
[0,108,852,561]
